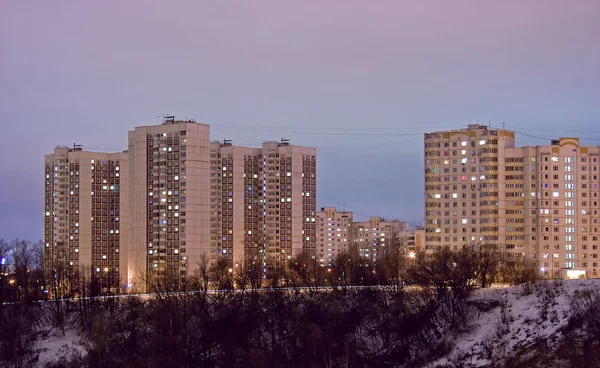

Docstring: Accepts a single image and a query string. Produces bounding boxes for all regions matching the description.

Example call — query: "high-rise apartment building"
[44,118,317,291]
[425,124,600,278]
[353,217,409,264]
[424,124,515,251]
[316,207,419,267]
[127,118,211,288]
[209,139,317,270]
[44,145,128,291]
[316,207,354,267]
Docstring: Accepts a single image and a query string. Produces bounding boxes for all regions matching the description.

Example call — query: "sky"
[1,0,599,241]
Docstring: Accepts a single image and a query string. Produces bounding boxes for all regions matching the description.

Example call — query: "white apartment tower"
[127,118,211,288]
[209,139,317,270]
[44,145,129,291]
[45,118,317,292]
[425,124,600,278]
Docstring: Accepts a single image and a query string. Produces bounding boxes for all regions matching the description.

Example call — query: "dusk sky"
[1,1,598,241]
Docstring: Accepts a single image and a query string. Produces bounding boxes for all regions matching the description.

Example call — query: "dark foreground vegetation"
[2,238,598,367]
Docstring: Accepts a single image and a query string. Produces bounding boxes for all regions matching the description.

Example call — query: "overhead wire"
[210,124,460,137]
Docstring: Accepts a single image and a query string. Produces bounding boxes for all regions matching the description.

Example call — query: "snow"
[19,279,600,367]
[428,278,600,367]
[34,324,87,367]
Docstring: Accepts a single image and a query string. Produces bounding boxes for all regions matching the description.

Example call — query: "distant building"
[316,207,417,267]
[425,124,600,278]
[405,226,425,253]
[353,217,409,265]
[316,207,354,267]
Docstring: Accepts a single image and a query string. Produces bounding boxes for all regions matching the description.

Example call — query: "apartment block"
[405,227,425,253]
[424,124,600,278]
[45,118,317,291]
[353,217,409,265]
[316,207,354,267]
[209,139,317,270]
[424,124,515,252]
[44,145,128,291]
[127,118,210,288]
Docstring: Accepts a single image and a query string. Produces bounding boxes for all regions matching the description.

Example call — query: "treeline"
[1,237,543,367]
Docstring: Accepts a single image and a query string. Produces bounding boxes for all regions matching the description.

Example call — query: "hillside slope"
[429,279,600,368]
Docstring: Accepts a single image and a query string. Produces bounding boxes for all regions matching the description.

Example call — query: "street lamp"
[409,252,416,266]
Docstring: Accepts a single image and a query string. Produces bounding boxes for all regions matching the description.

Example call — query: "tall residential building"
[209,139,317,270]
[44,145,128,291]
[209,141,260,266]
[316,207,354,267]
[353,217,409,264]
[425,124,600,278]
[127,118,211,288]
[45,118,317,291]
[424,124,515,251]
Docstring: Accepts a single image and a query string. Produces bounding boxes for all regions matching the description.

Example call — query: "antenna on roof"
[162,115,175,124]
[503,122,505,129]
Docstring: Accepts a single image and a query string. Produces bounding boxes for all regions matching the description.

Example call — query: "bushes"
[17,283,472,368]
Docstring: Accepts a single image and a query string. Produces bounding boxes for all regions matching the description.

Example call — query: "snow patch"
[429,278,600,367]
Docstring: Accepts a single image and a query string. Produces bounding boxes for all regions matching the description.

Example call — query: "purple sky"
[1,0,599,241]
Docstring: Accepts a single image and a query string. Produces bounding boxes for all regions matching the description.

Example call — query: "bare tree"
[287,251,326,292]
[11,239,45,303]
[0,239,11,307]
[211,256,234,291]
[374,231,407,292]
[472,243,503,288]
[502,256,540,286]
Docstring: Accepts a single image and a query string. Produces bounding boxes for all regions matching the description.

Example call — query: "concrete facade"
[425,124,600,278]
[209,139,317,270]
[316,207,354,267]
[127,119,211,288]
[44,145,128,291]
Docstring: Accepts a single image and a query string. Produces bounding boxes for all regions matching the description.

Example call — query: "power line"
[210,124,458,137]
[514,130,600,143]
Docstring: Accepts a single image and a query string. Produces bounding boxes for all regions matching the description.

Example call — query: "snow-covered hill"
[27,279,600,367]
[429,279,600,367]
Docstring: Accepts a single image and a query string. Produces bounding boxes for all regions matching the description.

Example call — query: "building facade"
[44,145,128,291]
[405,226,425,253]
[353,217,409,265]
[316,207,354,267]
[127,118,211,289]
[209,139,317,271]
[425,124,600,278]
